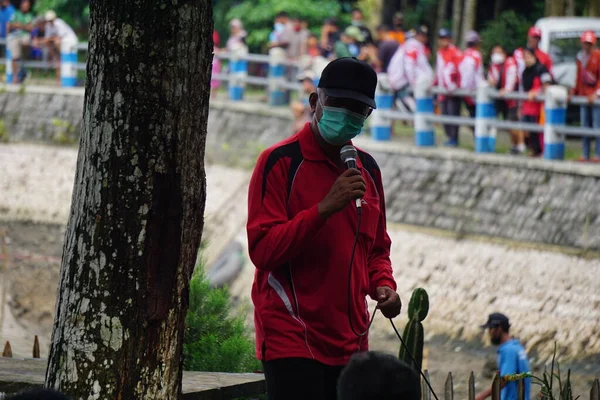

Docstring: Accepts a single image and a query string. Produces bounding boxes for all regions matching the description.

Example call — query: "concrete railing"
[2,45,599,161]
[0,39,87,87]
[371,74,600,161]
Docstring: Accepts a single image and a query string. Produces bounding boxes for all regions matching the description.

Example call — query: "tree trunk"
[461,0,476,47]
[45,1,211,399]
[565,0,575,15]
[494,0,505,19]
[451,0,464,45]
[547,0,566,15]
[587,0,600,16]
[434,0,448,53]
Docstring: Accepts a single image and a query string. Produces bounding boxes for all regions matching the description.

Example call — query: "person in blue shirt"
[476,313,531,400]
[0,0,16,39]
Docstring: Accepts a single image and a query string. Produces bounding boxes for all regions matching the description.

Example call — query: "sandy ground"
[0,143,599,398]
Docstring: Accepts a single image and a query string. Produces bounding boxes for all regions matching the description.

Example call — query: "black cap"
[481,313,510,331]
[438,28,452,38]
[415,25,428,36]
[318,57,377,109]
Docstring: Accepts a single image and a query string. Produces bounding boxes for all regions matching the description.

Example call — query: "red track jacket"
[247,123,396,366]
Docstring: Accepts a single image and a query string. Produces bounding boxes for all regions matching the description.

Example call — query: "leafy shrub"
[184,260,260,373]
[480,10,531,64]
[0,119,8,143]
[34,0,89,34]
[225,0,349,53]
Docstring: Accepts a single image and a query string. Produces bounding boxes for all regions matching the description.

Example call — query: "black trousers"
[441,96,462,141]
[263,358,344,400]
[523,115,542,155]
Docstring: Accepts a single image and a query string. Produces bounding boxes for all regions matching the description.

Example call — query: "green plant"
[0,119,8,143]
[34,0,89,35]
[530,344,579,400]
[480,11,531,64]
[226,0,348,53]
[398,287,429,371]
[184,258,260,373]
[51,118,77,145]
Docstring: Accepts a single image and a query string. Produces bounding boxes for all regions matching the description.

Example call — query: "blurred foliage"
[480,10,531,63]
[184,260,260,373]
[33,0,89,36]
[401,0,438,32]
[225,0,352,52]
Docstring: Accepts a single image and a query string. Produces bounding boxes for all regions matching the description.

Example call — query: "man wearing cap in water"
[34,10,77,84]
[247,58,402,400]
[476,313,531,400]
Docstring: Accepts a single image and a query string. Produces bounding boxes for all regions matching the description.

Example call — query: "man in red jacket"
[247,57,401,400]
[573,31,600,161]
[514,27,553,82]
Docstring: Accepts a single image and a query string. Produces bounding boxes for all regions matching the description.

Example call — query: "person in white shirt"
[388,26,433,112]
[33,10,77,84]
[459,30,484,118]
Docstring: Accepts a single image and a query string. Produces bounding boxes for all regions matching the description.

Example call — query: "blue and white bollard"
[60,47,78,87]
[475,82,496,153]
[268,48,287,106]
[543,85,567,160]
[370,73,394,141]
[228,46,248,101]
[414,76,435,146]
[5,49,12,84]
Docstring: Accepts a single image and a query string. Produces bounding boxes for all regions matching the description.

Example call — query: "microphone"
[340,145,361,210]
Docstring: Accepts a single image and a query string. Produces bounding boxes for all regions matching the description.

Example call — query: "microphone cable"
[346,206,440,400]
[346,206,376,337]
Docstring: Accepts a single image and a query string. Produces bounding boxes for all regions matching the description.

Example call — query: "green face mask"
[317,99,367,146]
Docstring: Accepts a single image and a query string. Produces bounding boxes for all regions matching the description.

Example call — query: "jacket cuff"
[305,203,327,232]
[369,277,397,300]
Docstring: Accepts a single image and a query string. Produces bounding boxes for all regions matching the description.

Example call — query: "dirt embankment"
[0,143,599,398]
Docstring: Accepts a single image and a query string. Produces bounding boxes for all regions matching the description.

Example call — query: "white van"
[535,17,600,88]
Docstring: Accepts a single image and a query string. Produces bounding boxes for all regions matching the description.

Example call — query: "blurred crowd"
[0,0,77,84]
[213,9,600,161]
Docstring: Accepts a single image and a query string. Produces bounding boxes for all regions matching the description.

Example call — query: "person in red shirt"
[514,27,553,84]
[459,30,484,118]
[488,44,524,154]
[520,48,552,157]
[435,28,462,146]
[247,57,401,400]
[573,31,600,161]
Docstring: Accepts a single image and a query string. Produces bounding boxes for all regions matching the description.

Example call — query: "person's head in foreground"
[581,30,597,54]
[522,47,538,68]
[337,351,421,400]
[44,10,57,24]
[19,0,31,13]
[7,388,71,400]
[481,312,511,346]
[309,57,375,149]
[527,26,542,49]
[414,26,429,44]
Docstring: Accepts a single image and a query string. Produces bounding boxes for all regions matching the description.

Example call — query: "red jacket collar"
[298,123,363,168]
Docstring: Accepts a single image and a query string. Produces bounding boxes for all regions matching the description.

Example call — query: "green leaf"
[183,256,260,373]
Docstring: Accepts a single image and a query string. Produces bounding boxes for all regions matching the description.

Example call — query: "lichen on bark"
[45,1,212,399]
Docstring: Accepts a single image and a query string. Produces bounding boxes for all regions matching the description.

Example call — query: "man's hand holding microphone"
[316,145,401,320]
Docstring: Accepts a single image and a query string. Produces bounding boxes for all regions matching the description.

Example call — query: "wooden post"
[518,378,525,400]
[2,341,12,358]
[468,372,476,400]
[33,335,40,358]
[0,231,7,333]
[591,378,600,400]
[422,370,432,400]
[445,372,454,400]
[491,373,501,400]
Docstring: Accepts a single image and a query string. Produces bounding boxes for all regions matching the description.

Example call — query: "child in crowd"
[520,47,552,157]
